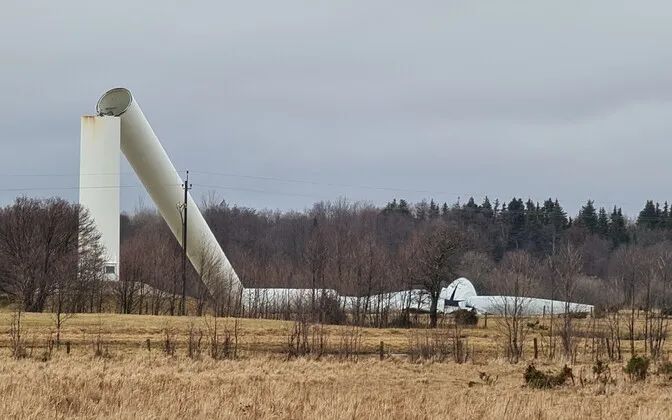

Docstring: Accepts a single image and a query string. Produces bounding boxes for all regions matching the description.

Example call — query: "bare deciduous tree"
[552,243,583,360]
[0,198,104,320]
[409,222,469,328]
[492,251,536,363]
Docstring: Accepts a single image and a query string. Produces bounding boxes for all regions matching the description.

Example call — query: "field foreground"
[2,354,672,419]
[1,312,672,419]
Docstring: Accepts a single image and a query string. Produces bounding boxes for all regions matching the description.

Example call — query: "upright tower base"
[79,116,121,279]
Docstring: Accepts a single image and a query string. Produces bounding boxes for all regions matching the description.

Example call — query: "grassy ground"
[1,311,671,419]
[0,311,502,356]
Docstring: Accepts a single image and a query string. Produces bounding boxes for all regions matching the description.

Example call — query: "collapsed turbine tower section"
[79,88,241,295]
[79,89,593,316]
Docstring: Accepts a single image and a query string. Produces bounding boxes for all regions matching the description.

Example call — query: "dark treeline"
[3,195,672,320]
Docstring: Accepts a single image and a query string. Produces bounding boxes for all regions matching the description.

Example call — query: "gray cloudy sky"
[2,1,672,217]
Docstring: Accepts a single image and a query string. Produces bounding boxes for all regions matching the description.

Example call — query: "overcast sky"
[1,1,672,217]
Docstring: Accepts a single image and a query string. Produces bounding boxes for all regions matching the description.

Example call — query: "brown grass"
[1,311,671,419]
[2,353,672,419]
[0,312,503,356]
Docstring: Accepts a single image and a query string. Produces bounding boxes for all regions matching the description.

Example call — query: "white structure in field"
[440,277,593,315]
[244,278,593,316]
[342,277,593,316]
[79,87,241,293]
[80,116,121,277]
[350,277,593,316]
[78,88,592,316]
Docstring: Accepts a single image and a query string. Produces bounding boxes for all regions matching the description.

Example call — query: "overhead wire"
[0,169,662,215]
[0,184,182,192]
[0,170,186,177]
[190,170,459,196]
[191,183,329,200]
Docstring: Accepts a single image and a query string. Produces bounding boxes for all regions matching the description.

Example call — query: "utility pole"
[180,170,191,316]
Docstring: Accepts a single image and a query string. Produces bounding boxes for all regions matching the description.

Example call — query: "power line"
[190,170,460,196]
[192,183,329,200]
[0,170,186,177]
[0,168,648,200]
[0,169,664,213]
[0,182,658,214]
[189,170,652,209]
[0,184,182,192]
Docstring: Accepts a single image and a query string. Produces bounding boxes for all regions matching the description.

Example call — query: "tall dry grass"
[1,353,672,419]
[1,312,672,419]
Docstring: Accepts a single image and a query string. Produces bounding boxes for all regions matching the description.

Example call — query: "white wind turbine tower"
[79,88,242,299]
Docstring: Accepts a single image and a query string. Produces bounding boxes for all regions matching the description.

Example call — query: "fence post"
[533,338,538,360]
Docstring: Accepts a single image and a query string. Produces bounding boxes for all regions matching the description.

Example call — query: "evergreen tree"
[539,198,568,254]
[541,198,555,225]
[597,207,609,236]
[382,199,398,215]
[525,199,540,226]
[637,200,659,229]
[663,201,670,228]
[398,199,411,216]
[481,196,493,218]
[428,199,440,219]
[577,200,598,233]
[609,206,628,245]
[524,199,543,250]
[506,198,525,249]
[441,202,449,216]
[465,197,478,209]
[551,199,568,230]
[463,197,478,221]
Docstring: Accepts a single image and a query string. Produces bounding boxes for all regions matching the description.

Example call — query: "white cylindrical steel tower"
[96,88,241,294]
[79,115,121,278]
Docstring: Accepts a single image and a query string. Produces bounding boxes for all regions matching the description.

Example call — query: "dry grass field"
[1,311,672,419]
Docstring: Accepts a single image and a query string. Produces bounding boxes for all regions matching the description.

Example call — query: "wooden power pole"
[180,170,191,316]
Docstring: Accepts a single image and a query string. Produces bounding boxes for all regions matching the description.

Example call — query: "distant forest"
[3,195,672,316]
[128,196,672,305]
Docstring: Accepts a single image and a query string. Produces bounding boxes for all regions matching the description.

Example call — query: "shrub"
[524,364,574,389]
[592,359,609,376]
[453,309,478,326]
[589,359,615,389]
[388,312,413,328]
[286,318,330,359]
[163,328,176,356]
[319,293,347,325]
[468,371,498,387]
[657,361,672,376]
[186,323,204,360]
[205,317,239,360]
[592,305,609,319]
[624,356,650,381]
[9,311,27,359]
[566,311,588,319]
[408,329,452,362]
[336,325,362,361]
